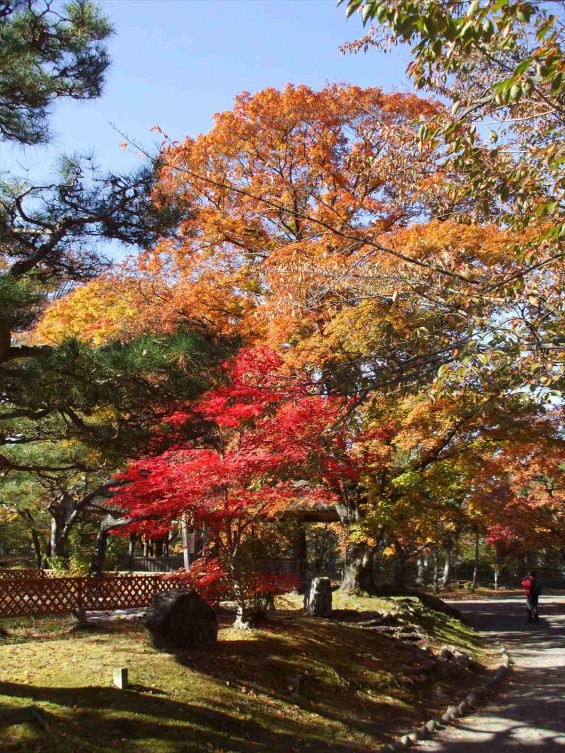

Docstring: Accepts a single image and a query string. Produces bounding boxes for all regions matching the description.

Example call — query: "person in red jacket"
[521,571,542,622]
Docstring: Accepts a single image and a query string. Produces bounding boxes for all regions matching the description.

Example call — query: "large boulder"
[304,577,332,617]
[145,590,218,652]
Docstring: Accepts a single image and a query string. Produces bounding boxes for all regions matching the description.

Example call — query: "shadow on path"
[416,595,565,752]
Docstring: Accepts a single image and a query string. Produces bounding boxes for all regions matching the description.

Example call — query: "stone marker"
[145,589,218,652]
[304,577,332,617]
[113,667,128,689]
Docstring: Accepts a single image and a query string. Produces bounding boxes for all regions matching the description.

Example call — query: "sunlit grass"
[0,597,490,753]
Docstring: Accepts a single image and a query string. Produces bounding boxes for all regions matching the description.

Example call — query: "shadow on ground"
[415,595,565,752]
[0,679,350,753]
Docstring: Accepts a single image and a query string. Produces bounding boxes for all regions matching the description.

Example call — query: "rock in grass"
[417,724,430,739]
[303,577,332,617]
[439,645,473,669]
[442,705,459,722]
[145,590,218,652]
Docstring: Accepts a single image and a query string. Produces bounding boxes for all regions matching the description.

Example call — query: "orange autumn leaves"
[36,83,511,375]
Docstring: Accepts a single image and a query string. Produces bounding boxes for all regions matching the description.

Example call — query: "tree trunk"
[393,543,407,589]
[48,497,75,559]
[30,528,42,569]
[432,547,440,594]
[292,526,307,591]
[442,540,452,588]
[18,511,43,569]
[471,531,480,593]
[335,493,381,595]
[233,603,253,630]
[128,534,136,569]
[493,565,499,591]
[415,556,425,587]
[339,542,377,594]
[181,516,191,571]
[90,528,108,576]
[50,515,65,558]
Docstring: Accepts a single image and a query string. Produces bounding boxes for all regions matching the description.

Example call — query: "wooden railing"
[0,573,193,619]
[116,555,185,573]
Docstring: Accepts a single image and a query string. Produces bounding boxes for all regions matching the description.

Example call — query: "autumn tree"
[37,85,443,346]
[111,348,344,625]
[38,82,555,402]
[340,0,565,392]
[35,82,564,588]
[468,414,565,582]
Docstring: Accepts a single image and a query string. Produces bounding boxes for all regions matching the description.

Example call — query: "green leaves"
[0,1,113,145]
[340,1,565,400]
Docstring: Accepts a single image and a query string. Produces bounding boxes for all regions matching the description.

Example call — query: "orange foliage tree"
[37,84,543,399]
[35,83,565,590]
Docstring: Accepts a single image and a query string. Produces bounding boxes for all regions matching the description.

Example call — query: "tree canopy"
[2,6,563,594]
[0,0,112,145]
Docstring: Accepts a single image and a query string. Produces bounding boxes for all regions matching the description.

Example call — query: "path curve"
[416,595,565,752]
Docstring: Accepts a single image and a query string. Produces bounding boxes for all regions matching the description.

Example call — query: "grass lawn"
[0,594,494,753]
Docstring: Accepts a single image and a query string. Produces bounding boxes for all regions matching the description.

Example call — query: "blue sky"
[1,0,411,181]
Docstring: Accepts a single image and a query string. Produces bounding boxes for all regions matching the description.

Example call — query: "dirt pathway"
[416,595,565,752]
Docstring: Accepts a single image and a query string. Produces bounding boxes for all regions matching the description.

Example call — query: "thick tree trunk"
[90,528,108,576]
[233,603,253,630]
[50,516,66,558]
[48,495,76,559]
[339,542,377,594]
[335,493,381,595]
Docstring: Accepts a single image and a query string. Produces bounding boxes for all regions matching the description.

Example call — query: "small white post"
[113,667,128,689]
[181,515,190,571]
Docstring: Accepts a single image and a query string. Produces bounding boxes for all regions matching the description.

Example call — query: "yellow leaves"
[33,274,143,346]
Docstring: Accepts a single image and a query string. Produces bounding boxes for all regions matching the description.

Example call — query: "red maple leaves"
[111,348,352,610]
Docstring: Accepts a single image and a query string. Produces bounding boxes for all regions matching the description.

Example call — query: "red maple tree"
[111,347,351,625]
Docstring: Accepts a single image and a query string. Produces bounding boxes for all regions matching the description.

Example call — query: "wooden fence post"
[74,578,87,624]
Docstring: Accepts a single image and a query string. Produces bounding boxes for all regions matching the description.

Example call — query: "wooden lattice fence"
[0,574,193,619]
[0,569,47,579]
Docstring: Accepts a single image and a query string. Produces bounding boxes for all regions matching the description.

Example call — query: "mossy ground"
[0,595,493,753]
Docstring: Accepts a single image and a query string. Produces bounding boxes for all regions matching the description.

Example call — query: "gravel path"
[415,595,565,751]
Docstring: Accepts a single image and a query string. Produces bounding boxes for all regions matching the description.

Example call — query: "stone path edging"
[379,646,511,753]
